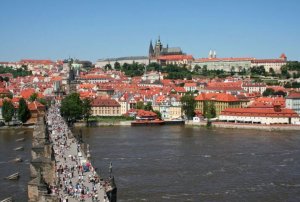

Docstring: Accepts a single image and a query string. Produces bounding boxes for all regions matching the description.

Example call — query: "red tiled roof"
[195,93,239,102]
[137,110,157,117]
[221,107,298,118]
[157,55,194,61]
[20,88,35,99]
[91,96,120,107]
[286,91,300,99]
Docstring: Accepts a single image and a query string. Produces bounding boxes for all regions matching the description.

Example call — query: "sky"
[0,0,300,62]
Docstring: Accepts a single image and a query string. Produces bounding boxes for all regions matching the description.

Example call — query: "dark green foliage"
[203,101,216,119]
[29,92,38,102]
[153,110,162,120]
[263,88,286,97]
[2,100,15,123]
[114,62,121,70]
[136,101,144,109]
[60,93,83,124]
[18,98,31,123]
[250,66,266,76]
[180,94,196,120]
[0,65,32,78]
[262,88,275,97]
[82,98,92,125]
[144,102,153,111]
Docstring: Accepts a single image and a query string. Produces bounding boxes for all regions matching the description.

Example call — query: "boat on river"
[4,172,19,180]
[131,119,165,126]
[16,131,25,135]
[9,157,22,163]
[15,138,25,142]
[0,197,13,202]
[13,146,24,151]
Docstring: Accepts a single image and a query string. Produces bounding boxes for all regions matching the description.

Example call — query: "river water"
[75,125,300,202]
[0,128,33,201]
[1,126,300,202]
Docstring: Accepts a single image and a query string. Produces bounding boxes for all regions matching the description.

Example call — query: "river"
[75,125,300,202]
[1,126,300,201]
[0,128,33,201]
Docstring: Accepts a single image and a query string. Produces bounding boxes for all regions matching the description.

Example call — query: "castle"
[149,36,185,58]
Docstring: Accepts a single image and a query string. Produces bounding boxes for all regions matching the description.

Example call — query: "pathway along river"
[75,125,300,202]
[1,126,300,201]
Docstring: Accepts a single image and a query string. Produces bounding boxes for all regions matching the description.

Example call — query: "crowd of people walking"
[46,104,108,202]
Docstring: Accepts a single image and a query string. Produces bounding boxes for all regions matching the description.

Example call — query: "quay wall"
[186,121,300,131]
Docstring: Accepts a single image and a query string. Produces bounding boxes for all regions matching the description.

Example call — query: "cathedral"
[149,36,184,58]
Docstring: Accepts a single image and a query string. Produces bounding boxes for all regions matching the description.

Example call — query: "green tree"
[104,64,112,71]
[144,102,153,111]
[136,101,144,109]
[180,94,196,120]
[60,93,83,125]
[203,101,216,119]
[82,98,92,126]
[18,98,31,123]
[2,100,15,124]
[153,110,162,120]
[114,62,121,70]
[29,92,38,102]
[262,88,275,97]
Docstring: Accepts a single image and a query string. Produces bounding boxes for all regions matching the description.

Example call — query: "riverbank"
[74,120,300,131]
[186,121,300,131]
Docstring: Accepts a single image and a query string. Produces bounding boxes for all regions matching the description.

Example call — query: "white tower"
[213,50,217,58]
[209,50,213,58]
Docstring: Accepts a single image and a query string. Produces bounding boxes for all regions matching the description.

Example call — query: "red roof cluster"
[91,96,120,107]
[195,93,239,102]
[221,107,298,118]
[157,55,194,61]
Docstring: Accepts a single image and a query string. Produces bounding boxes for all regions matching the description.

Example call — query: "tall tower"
[149,40,154,58]
[154,36,163,57]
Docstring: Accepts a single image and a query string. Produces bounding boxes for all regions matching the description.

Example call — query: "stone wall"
[28,116,58,202]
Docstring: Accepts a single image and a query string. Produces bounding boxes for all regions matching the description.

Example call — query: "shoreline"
[74,120,300,131]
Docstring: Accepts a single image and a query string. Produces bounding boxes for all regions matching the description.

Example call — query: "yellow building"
[195,93,248,117]
[91,96,121,116]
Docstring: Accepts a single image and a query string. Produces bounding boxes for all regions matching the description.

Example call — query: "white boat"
[9,157,23,163]
[0,197,13,202]
[15,138,25,142]
[5,172,19,180]
[13,146,24,151]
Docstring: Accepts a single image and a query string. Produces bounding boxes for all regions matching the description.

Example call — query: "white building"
[219,106,299,125]
[286,91,300,115]
[250,54,287,73]
[242,82,267,94]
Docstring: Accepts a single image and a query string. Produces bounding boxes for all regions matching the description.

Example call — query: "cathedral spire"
[149,40,154,58]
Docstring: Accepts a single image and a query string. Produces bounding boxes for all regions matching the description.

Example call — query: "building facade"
[286,91,300,115]
[195,93,248,117]
[91,96,121,116]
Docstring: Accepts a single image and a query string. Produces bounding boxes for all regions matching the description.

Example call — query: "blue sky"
[0,0,299,62]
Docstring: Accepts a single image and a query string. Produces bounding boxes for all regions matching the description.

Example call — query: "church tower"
[149,40,154,58]
[154,36,163,57]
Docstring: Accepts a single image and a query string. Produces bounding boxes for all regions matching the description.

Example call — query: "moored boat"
[10,157,23,163]
[13,146,24,151]
[15,138,25,142]
[131,119,165,126]
[0,197,13,202]
[16,131,25,135]
[5,172,19,180]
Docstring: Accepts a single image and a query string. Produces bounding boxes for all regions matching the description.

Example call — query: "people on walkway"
[46,103,106,202]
